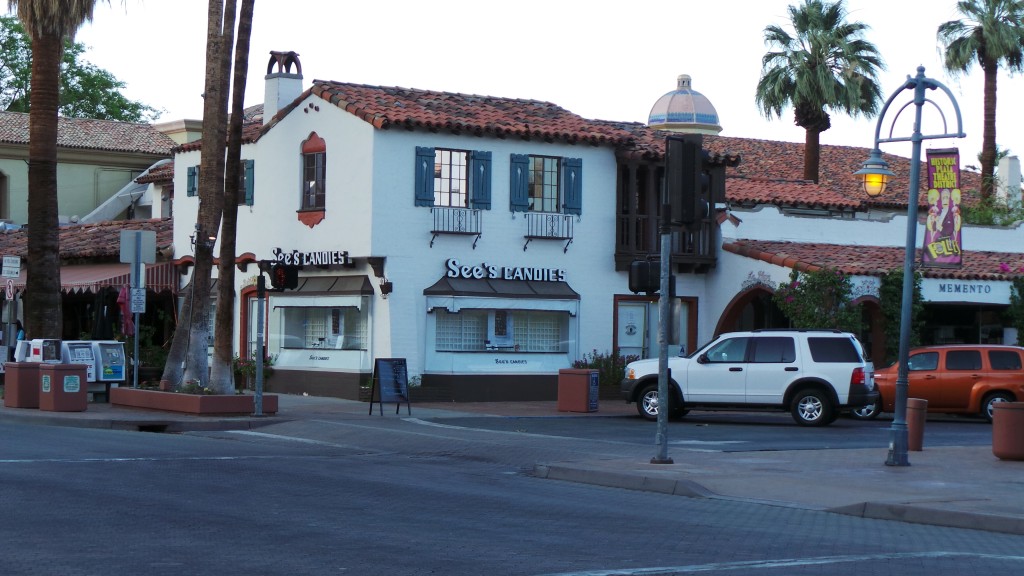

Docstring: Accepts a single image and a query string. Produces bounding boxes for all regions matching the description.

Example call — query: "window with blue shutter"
[414,147,435,207]
[509,154,530,212]
[469,151,491,210]
[243,160,255,206]
[562,157,582,215]
[187,166,199,197]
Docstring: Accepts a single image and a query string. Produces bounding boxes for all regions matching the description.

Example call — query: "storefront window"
[435,309,568,352]
[278,306,366,350]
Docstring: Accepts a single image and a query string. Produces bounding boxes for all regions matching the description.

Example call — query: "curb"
[534,462,1024,536]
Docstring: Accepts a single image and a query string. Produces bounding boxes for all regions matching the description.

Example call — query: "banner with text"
[923,148,963,268]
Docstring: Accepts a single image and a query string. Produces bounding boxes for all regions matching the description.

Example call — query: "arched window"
[301,133,326,210]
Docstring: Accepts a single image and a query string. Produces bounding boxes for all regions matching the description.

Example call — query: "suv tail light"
[850,367,865,386]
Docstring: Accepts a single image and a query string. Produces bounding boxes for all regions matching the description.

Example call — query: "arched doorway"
[715,285,787,336]
[852,296,885,367]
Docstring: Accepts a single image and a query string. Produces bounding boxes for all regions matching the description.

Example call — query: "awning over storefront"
[9,261,178,294]
[271,275,375,309]
[423,276,580,315]
[292,275,374,295]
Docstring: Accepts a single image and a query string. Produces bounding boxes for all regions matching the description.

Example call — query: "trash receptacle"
[557,369,599,413]
[907,397,927,451]
[3,361,42,408]
[38,363,89,412]
[992,402,1024,461]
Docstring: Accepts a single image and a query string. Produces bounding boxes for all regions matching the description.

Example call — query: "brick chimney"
[264,51,303,125]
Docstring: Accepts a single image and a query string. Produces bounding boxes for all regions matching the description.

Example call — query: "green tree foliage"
[878,268,926,365]
[0,15,160,121]
[938,0,1024,200]
[772,267,862,332]
[1007,277,1024,346]
[755,0,884,183]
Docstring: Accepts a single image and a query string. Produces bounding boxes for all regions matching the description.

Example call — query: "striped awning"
[7,261,178,294]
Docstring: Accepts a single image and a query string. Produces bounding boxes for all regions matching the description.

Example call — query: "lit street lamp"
[855,66,964,466]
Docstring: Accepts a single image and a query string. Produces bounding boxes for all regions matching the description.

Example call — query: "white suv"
[620,329,877,426]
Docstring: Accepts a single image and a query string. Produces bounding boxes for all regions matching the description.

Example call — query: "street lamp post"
[855,66,964,466]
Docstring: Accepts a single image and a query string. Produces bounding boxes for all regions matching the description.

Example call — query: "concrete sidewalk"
[2,392,1023,535]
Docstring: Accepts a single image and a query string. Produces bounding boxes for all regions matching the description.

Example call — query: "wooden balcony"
[614,214,716,273]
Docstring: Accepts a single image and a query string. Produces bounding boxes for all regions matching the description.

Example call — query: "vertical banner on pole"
[922,148,963,268]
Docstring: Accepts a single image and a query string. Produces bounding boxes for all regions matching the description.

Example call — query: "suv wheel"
[636,383,660,421]
[850,399,881,420]
[791,389,834,427]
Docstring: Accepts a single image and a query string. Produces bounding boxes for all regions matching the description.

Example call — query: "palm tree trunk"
[803,129,821,183]
[24,33,63,339]
[980,59,998,200]
[211,0,255,394]
[163,0,230,390]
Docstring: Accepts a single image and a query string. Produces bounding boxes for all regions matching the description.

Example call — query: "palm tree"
[938,0,1024,200]
[161,0,233,390]
[210,0,255,394]
[755,0,884,183]
[7,0,102,340]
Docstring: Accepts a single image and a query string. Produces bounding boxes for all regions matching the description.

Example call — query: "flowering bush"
[232,354,276,390]
[573,349,639,390]
[772,267,862,332]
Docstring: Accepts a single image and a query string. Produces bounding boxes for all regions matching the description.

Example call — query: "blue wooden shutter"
[470,150,492,210]
[243,160,255,206]
[187,166,198,197]
[562,157,582,215]
[414,147,435,207]
[509,154,530,212]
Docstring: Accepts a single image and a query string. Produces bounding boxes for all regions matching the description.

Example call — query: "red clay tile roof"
[307,81,636,145]
[172,85,987,214]
[0,112,176,155]
[179,82,636,152]
[726,177,862,210]
[135,161,175,184]
[704,135,984,212]
[724,239,1022,281]
[0,218,172,261]
[614,122,984,211]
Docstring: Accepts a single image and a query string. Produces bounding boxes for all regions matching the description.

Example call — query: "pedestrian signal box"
[270,264,299,291]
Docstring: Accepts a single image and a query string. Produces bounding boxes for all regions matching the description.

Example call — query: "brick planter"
[111,387,278,415]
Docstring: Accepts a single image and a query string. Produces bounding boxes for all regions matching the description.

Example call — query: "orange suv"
[851,344,1024,422]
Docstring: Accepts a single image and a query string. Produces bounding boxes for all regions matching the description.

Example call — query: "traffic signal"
[665,134,711,227]
[629,260,659,294]
[666,134,702,226]
[270,264,299,291]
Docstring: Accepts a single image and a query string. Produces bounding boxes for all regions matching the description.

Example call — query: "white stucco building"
[162,54,1024,401]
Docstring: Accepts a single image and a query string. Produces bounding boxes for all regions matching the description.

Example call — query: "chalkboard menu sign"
[369,358,411,415]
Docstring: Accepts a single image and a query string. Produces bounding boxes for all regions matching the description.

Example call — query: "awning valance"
[293,275,374,295]
[9,261,178,295]
[423,276,580,316]
[423,276,580,299]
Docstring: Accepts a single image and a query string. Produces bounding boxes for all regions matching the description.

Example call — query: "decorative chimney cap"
[267,51,302,76]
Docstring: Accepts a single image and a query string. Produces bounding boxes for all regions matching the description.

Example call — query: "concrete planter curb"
[111,387,278,415]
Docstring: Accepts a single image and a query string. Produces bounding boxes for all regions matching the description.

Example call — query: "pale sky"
[42,0,1024,169]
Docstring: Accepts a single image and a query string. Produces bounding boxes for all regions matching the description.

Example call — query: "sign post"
[120,231,156,388]
[254,262,269,417]
[2,256,20,279]
[2,256,20,358]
